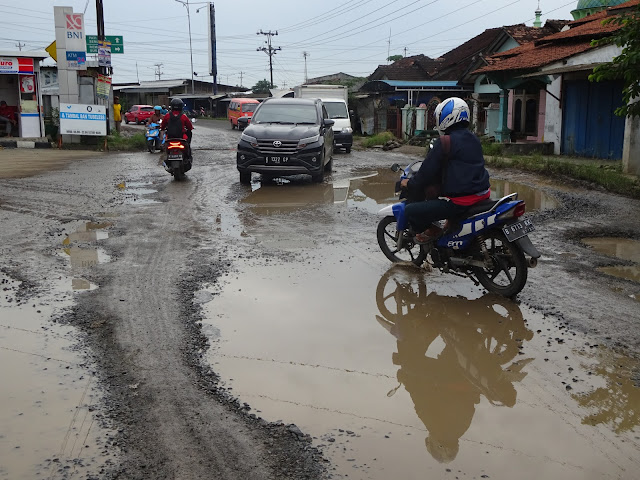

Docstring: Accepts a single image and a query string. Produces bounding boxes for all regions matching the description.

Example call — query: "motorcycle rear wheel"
[472,230,527,297]
[377,215,427,266]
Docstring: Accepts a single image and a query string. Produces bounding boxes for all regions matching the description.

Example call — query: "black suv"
[236,98,334,184]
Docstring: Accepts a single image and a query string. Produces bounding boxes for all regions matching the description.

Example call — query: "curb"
[0,140,52,149]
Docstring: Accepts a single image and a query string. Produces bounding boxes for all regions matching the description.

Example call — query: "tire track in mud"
[69,147,326,479]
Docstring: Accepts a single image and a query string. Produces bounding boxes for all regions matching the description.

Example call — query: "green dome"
[576,0,624,8]
[572,0,627,20]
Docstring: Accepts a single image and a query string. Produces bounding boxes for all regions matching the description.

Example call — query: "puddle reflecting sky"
[202,251,640,479]
[61,221,111,290]
[583,237,640,283]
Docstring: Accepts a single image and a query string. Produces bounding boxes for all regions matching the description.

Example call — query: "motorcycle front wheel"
[377,215,427,266]
[472,230,528,297]
[147,139,154,153]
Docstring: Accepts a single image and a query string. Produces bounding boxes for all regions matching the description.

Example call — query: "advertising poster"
[20,75,35,94]
[97,75,111,99]
[59,103,107,136]
[98,40,111,67]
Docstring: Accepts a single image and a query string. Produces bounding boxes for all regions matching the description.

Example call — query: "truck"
[293,84,353,153]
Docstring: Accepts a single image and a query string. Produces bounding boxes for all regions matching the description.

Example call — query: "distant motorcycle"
[145,122,163,153]
[376,159,541,297]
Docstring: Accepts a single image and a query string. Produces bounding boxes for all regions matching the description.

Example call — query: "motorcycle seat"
[465,199,499,217]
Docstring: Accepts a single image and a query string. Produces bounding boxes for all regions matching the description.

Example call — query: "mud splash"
[201,254,640,479]
[582,237,640,283]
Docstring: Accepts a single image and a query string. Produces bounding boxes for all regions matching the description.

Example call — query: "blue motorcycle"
[376,159,540,297]
[145,122,163,153]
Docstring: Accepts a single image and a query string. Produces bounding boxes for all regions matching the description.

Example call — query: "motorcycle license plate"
[168,153,182,160]
[148,132,158,137]
[266,156,289,164]
[502,219,535,242]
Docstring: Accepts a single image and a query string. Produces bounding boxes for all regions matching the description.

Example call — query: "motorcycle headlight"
[298,134,320,148]
[341,127,353,134]
[240,132,258,147]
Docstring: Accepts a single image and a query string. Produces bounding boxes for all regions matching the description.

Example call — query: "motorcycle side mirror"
[391,163,401,172]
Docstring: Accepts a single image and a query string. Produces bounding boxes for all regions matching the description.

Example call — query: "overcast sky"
[3,0,579,88]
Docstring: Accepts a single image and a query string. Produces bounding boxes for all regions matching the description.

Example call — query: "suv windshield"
[252,104,318,124]
[242,103,258,113]
[324,102,348,119]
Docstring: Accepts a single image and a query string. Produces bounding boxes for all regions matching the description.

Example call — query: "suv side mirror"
[323,119,335,127]
[237,117,250,129]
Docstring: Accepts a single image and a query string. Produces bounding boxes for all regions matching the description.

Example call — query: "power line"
[257,30,281,88]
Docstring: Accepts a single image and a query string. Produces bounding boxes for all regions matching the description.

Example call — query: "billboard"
[59,103,107,136]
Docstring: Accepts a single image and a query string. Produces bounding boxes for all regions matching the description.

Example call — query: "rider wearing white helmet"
[400,97,491,244]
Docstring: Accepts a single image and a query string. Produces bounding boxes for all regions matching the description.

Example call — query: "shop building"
[0,51,48,138]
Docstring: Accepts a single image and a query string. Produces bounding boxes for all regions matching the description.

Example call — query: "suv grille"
[257,139,298,156]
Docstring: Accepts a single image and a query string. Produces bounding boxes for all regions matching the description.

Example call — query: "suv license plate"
[502,219,535,242]
[266,156,289,164]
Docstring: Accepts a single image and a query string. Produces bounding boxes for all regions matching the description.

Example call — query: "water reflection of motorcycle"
[375,265,533,463]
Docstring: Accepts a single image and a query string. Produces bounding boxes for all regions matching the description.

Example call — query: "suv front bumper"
[237,145,325,176]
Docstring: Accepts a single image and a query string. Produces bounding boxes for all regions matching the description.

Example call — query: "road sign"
[86,35,123,54]
[59,103,107,136]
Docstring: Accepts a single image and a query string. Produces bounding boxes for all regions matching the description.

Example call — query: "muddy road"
[1,120,639,479]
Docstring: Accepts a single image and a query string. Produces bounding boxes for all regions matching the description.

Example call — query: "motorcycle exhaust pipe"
[528,257,538,268]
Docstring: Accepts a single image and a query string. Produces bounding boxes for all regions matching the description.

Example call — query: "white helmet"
[434,97,470,134]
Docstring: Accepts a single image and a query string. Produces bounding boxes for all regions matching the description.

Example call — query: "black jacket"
[407,126,490,198]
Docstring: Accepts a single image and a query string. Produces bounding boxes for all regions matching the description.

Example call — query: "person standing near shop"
[0,100,17,137]
[113,96,122,134]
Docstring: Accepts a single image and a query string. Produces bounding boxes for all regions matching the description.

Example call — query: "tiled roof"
[431,22,563,81]
[368,54,440,81]
[475,1,638,74]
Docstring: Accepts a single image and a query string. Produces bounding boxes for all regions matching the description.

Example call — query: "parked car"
[236,98,334,184]
[228,98,260,130]
[124,105,155,125]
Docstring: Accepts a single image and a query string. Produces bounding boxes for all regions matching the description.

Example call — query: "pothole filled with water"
[582,237,640,283]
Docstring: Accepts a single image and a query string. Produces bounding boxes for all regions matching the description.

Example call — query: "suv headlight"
[341,127,353,134]
[240,132,257,146]
[298,134,320,148]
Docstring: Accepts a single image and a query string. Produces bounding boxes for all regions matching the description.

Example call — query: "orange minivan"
[228,98,260,130]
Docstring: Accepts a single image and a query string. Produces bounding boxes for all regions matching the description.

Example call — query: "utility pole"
[257,30,281,88]
[302,51,309,84]
[239,71,244,87]
[95,0,110,135]
[387,29,391,63]
[15,41,25,51]
[154,63,164,80]
[403,47,408,57]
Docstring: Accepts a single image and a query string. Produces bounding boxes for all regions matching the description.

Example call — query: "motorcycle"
[145,122,164,153]
[163,138,192,180]
[376,158,541,297]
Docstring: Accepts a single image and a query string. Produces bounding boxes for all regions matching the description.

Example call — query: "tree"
[251,79,276,94]
[387,55,403,62]
[589,3,640,117]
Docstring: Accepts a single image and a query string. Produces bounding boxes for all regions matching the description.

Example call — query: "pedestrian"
[0,100,17,137]
[113,96,122,134]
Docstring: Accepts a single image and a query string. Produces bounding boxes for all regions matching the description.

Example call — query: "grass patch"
[360,131,395,148]
[481,139,504,156]
[106,132,148,151]
[486,155,640,199]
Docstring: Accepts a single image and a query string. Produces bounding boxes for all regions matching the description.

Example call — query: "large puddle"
[61,221,113,291]
[241,171,557,218]
[201,252,640,479]
[0,270,114,478]
[582,237,640,283]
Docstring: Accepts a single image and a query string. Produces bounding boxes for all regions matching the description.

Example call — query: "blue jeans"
[405,199,469,233]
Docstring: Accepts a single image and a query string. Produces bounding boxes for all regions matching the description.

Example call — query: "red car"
[124,105,154,124]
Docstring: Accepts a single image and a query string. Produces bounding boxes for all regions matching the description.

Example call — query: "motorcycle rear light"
[168,142,185,149]
[497,201,526,221]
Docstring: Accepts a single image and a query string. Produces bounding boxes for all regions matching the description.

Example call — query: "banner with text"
[60,103,106,136]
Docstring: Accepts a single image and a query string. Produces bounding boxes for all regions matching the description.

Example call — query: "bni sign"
[65,13,86,70]
[60,103,107,136]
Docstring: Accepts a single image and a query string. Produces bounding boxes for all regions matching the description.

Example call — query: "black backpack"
[166,113,183,139]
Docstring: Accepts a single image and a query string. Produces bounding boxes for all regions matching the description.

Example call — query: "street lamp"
[174,0,195,94]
